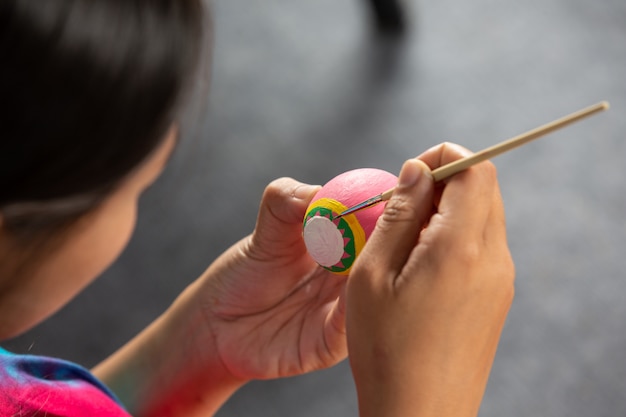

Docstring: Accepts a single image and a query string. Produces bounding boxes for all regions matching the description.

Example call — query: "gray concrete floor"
[5,0,626,415]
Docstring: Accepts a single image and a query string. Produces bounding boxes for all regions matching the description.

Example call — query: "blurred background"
[5,0,626,415]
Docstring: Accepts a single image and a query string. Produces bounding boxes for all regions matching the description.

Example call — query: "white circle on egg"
[303,216,344,267]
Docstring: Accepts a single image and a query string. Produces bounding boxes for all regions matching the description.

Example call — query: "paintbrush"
[334,101,609,220]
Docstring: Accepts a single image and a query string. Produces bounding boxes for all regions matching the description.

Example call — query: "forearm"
[92,279,246,417]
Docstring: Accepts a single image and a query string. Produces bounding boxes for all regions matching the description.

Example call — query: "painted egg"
[303,168,398,275]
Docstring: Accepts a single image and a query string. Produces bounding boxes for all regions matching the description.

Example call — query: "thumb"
[358,159,434,277]
[252,177,321,249]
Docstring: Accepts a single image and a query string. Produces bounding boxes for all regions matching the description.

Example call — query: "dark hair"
[0,0,204,238]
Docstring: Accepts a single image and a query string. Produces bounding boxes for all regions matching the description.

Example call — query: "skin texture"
[93,143,513,417]
[92,178,348,416]
[347,143,515,417]
[1,137,514,417]
[0,127,179,339]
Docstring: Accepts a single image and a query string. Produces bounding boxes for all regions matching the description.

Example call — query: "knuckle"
[379,195,419,225]
[505,279,515,303]
[442,142,472,160]
[493,251,516,303]
[504,253,516,293]
[262,177,296,203]
[498,274,516,308]
[480,160,498,183]
[449,241,482,267]
[264,177,290,195]
[446,242,515,287]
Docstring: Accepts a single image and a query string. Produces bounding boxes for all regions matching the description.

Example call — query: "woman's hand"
[347,143,515,417]
[94,178,347,417]
[195,178,347,380]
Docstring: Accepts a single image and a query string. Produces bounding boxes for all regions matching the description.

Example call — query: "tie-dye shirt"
[0,346,131,416]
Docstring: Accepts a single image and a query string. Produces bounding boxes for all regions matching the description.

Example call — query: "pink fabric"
[0,347,131,417]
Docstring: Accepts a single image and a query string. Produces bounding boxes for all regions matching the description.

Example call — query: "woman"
[0,1,515,416]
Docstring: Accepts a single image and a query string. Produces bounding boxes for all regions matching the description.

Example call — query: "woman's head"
[0,0,206,337]
[1,0,203,219]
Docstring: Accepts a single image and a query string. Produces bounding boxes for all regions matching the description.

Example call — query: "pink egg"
[303,168,398,275]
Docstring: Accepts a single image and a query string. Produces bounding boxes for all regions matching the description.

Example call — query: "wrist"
[350,350,485,417]
[141,279,247,416]
[94,279,247,417]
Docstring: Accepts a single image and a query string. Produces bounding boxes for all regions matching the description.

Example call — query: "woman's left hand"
[194,177,347,380]
[94,178,347,416]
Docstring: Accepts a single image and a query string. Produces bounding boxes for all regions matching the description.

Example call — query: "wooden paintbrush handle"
[380,101,609,201]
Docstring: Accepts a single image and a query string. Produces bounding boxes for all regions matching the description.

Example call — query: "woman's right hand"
[346,143,515,417]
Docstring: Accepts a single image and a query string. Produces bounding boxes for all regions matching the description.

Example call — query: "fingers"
[356,159,434,279]
[483,180,508,245]
[324,283,348,358]
[416,143,511,289]
[482,181,515,292]
[418,143,498,241]
[253,178,321,251]
[258,177,321,224]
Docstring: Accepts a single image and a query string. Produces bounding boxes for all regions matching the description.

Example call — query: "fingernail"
[294,184,321,200]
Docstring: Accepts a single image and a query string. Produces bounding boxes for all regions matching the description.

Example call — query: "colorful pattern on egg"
[303,198,366,275]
